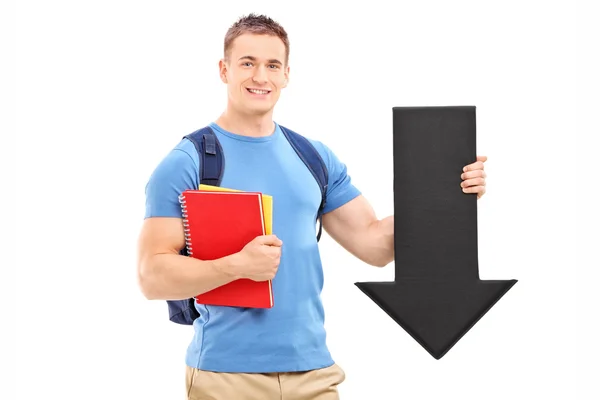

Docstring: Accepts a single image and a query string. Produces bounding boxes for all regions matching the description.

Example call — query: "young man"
[137,14,488,400]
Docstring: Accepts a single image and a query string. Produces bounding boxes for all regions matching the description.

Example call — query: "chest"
[217,138,323,221]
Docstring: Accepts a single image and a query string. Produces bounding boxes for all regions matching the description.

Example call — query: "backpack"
[167,125,329,325]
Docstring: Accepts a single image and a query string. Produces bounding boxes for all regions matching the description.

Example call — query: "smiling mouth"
[247,88,271,95]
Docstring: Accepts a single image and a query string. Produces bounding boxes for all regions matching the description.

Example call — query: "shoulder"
[145,138,199,187]
[157,138,199,173]
[278,124,361,212]
[278,124,338,169]
[143,137,200,219]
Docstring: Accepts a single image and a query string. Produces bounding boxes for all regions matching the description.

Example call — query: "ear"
[282,65,290,88]
[219,59,228,84]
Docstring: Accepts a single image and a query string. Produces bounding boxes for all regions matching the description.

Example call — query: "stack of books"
[179,184,274,309]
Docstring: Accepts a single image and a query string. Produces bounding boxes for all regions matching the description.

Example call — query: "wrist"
[217,252,245,280]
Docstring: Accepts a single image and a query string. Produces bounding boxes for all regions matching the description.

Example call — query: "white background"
[9,0,598,399]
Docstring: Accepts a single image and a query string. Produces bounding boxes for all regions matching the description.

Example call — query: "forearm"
[363,215,394,267]
[138,252,241,300]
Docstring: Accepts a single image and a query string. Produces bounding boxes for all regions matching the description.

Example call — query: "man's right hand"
[231,235,283,281]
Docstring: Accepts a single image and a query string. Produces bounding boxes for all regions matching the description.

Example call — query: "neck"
[215,105,275,138]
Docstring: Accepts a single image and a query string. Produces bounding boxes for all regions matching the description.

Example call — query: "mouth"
[246,88,271,95]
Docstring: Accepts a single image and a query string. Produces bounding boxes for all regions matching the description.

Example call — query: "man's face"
[219,33,289,116]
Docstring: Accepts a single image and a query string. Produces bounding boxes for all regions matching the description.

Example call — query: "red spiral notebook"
[178,189,274,308]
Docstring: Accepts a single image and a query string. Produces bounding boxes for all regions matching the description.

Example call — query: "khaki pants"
[185,363,346,400]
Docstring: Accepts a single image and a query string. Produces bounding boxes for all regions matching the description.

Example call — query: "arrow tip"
[355,279,517,359]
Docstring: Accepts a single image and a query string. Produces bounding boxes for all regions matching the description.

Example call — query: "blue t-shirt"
[144,121,361,373]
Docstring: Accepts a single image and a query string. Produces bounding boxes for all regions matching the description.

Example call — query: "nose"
[252,65,268,84]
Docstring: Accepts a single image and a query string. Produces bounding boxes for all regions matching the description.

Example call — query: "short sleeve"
[144,141,199,219]
[311,140,361,214]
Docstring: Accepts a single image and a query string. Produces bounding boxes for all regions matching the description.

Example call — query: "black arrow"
[355,106,517,360]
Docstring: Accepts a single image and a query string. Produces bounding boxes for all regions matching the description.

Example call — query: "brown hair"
[224,13,290,65]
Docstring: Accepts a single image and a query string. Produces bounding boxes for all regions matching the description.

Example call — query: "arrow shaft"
[393,106,479,279]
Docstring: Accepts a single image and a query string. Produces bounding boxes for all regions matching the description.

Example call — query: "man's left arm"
[322,155,488,267]
[323,195,394,267]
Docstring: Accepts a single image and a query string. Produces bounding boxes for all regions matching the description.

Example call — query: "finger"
[461,178,486,188]
[269,248,282,259]
[462,185,486,194]
[463,161,485,172]
[258,235,283,246]
[476,155,488,163]
[461,170,486,180]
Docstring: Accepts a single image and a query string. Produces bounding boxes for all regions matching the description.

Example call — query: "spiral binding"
[179,193,193,256]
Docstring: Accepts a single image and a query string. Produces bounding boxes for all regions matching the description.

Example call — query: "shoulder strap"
[279,125,329,242]
[183,126,225,187]
[168,127,225,326]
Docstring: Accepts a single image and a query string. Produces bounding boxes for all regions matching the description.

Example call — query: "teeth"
[248,89,269,94]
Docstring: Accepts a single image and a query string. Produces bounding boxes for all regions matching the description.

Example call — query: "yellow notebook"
[198,184,273,235]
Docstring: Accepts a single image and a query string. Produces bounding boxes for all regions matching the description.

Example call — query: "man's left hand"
[461,155,488,199]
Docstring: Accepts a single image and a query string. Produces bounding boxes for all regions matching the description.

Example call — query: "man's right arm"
[136,142,282,300]
[136,144,242,300]
[136,216,242,300]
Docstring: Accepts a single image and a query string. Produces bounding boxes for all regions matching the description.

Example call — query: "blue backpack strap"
[184,126,225,187]
[166,126,225,325]
[279,125,328,242]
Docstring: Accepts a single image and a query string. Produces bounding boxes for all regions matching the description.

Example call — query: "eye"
[268,64,280,69]
[242,62,253,67]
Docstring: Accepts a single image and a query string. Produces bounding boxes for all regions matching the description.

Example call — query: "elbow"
[138,277,159,300]
[138,274,157,300]
[137,257,160,300]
